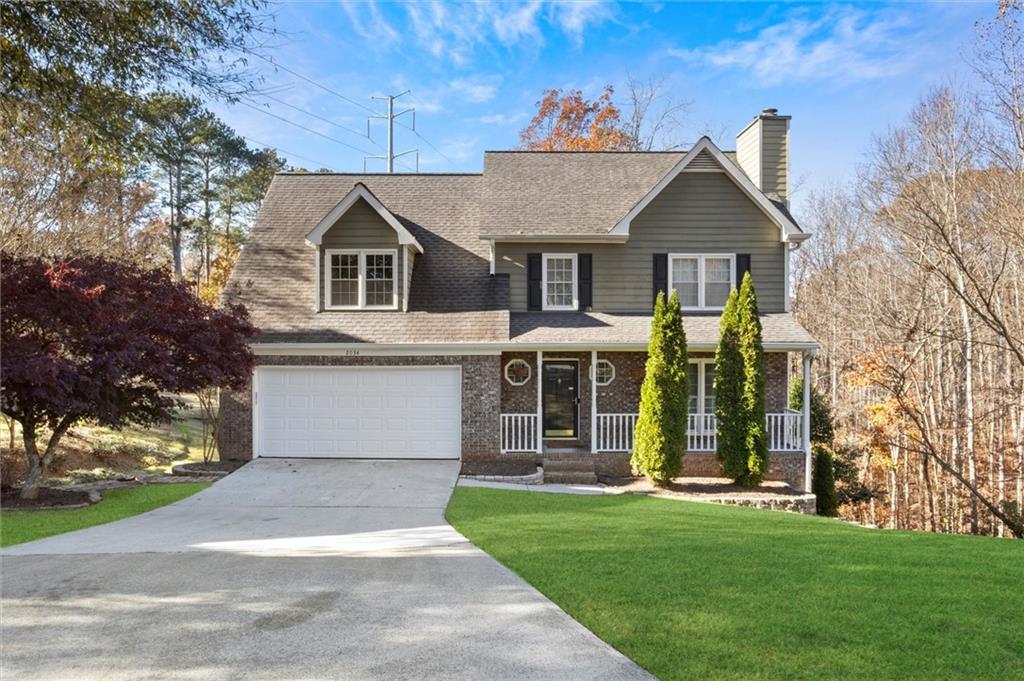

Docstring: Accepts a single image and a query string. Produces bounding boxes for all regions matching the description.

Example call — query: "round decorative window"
[595,359,616,386]
[504,358,532,386]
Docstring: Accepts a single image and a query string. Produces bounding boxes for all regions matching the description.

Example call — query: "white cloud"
[669,7,921,85]
[473,112,529,126]
[392,1,613,65]
[550,1,614,46]
[340,0,399,46]
[449,78,499,103]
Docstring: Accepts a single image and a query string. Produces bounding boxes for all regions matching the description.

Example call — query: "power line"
[252,53,379,115]
[397,121,454,166]
[366,91,417,173]
[259,93,381,147]
[237,101,376,156]
[240,135,339,172]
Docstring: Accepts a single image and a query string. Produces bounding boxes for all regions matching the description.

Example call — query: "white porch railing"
[500,413,538,453]
[766,410,804,452]
[594,412,805,453]
[594,413,638,453]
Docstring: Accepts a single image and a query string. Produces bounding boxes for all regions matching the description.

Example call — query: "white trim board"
[250,341,819,355]
[306,183,424,253]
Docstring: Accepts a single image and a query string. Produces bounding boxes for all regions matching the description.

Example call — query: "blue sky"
[214,1,993,216]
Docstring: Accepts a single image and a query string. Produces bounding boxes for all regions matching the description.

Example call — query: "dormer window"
[324,249,397,310]
[668,254,735,310]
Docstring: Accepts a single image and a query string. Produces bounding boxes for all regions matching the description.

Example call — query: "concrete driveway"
[1,459,651,680]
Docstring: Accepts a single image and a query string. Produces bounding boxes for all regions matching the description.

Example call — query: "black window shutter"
[527,253,542,310]
[652,253,668,308]
[578,254,592,310]
[736,254,752,285]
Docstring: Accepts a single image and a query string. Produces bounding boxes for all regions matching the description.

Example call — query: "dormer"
[306,183,423,312]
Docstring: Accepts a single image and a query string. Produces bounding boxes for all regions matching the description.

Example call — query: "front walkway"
[1,459,650,680]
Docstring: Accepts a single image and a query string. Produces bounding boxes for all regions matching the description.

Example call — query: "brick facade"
[218,354,501,462]
[219,349,805,488]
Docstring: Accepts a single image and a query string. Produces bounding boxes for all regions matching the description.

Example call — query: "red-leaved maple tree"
[1,255,257,499]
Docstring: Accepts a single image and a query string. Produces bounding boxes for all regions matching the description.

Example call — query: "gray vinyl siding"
[495,171,787,313]
[318,197,404,311]
[760,118,788,200]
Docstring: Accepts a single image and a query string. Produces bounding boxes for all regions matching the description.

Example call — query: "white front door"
[254,366,462,459]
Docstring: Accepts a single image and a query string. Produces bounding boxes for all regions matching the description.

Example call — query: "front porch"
[498,349,814,489]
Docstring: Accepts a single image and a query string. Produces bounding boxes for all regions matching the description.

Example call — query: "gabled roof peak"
[305,182,424,252]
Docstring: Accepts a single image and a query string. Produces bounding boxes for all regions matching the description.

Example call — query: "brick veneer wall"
[681,451,806,489]
[500,351,537,414]
[594,351,790,413]
[218,354,501,462]
[765,352,789,412]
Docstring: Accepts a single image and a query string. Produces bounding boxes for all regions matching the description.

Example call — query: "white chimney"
[736,108,791,204]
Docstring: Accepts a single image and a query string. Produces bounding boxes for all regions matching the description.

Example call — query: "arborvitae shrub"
[632,290,688,486]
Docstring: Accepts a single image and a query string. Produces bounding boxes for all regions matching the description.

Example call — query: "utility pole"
[366,90,418,173]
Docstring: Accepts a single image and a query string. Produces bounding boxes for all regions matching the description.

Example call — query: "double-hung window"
[324,249,397,310]
[668,254,735,310]
[686,360,716,415]
[542,253,577,311]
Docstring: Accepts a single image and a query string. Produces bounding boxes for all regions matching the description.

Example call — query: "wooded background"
[793,7,1024,537]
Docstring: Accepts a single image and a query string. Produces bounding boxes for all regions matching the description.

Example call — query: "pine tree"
[737,272,769,486]
[714,287,746,480]
[632,290,689,486]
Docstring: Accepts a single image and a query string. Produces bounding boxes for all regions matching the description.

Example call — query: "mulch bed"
[461,460,538,477]
[1,486,96,510]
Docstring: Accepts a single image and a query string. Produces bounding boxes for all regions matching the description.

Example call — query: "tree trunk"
[18,416,75,500]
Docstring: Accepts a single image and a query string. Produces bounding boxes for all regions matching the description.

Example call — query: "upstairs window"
[669,254,735,310]
[542,254,577,311]
[325,249,397,310]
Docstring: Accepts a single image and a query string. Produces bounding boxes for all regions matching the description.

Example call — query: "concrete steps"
[542,458,599,485]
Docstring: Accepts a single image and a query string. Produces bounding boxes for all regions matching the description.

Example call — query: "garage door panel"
[256,367,461,459]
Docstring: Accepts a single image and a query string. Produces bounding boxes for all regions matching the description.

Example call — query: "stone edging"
[459,466,544,485]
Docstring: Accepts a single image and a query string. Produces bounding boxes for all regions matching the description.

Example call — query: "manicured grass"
[1,483,209,547]
[447,488,1024,681]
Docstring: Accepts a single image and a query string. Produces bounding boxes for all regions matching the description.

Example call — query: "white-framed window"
[668,254,735,310]
[324,249,397,310]
[687,359,716,415]
[542,253,578,311]
[595,359,615,386]
[504,358,532,386]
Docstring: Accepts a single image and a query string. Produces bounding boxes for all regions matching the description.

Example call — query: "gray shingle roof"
[509,312,817,348]
[226,151,815,347]
[479,150,743,237]
[225,173,510,343]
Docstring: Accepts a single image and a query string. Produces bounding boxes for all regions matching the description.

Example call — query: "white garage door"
[255,366,462,459]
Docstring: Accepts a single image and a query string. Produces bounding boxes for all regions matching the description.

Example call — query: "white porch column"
[536,350,543,454]
[590,350,598,453]
[802,351,813,491]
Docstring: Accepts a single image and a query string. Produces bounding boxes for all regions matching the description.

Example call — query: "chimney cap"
[762,107,779,116]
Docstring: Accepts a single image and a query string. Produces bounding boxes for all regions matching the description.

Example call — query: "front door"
[542,361,578,438]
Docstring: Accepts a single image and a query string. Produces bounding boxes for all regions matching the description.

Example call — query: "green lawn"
[447,488,1024,681]
[1,483,209,547]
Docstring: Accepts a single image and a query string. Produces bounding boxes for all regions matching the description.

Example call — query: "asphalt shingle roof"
[225,173,510,343]
[509,312,817,348]
[226,151,815,348]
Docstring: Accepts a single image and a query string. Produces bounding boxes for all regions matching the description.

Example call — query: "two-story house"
[219,108,819,489]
